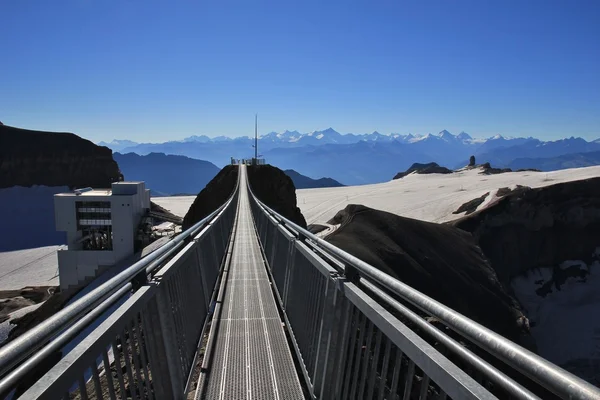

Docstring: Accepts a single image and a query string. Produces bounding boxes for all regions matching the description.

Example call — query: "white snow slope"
[152,195,196,218]
[295,165,600,382]
[0,245,62,290]
[297,166,600,225]
[151,166,600,226]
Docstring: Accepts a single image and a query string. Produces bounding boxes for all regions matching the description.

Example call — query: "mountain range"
[508,150,600,171]
[114,152,344,195]
[99,129,600,185]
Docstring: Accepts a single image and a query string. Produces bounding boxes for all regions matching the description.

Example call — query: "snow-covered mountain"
[97,129,600,185]
[100,128,496,152]
[98,139,139,152]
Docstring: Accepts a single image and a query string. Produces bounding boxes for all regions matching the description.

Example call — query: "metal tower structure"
[254,113,258,162]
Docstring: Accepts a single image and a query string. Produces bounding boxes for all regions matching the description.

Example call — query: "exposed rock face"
[182,166,238,230]
[452,177,600,285]
[452,178,600,385]
[248,165,307,228]
[393,162,452,180]
[469,155,476,167]
[0,124,122,189]
[480,162,512,175]
[326,204,528,343]
[452,192,489,215]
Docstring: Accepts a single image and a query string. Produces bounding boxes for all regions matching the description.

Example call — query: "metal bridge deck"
[200,165,304,400]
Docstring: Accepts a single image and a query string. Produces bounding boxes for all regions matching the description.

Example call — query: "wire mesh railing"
[0,175,239,400]
[248,183,600,400]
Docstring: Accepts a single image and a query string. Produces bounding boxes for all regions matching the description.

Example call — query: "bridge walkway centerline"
[197,164,305,400]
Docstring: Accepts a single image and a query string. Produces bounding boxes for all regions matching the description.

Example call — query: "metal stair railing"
[0,172,240,399]
[247,183,600,400]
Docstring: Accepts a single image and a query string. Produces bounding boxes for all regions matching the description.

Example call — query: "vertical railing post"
[312,274,346,399]
[150,284,185,399]
[331,280,354,399]
[194,239,210,312]
[282,241,297,308]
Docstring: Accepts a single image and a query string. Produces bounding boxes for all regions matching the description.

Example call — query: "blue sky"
[1,0,599,143]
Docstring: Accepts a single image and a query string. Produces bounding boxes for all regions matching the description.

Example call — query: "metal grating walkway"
[199,165,305,400]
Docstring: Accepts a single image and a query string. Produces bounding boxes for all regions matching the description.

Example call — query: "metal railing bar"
[343,282,496,400]
[0,191,234,381]
[250,194,600,400]
[361,279,540,400]
[21,284,158,398]
[101,348,117,400]
[0,283,131,396]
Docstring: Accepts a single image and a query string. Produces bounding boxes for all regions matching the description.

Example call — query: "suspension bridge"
[1,165,599,399]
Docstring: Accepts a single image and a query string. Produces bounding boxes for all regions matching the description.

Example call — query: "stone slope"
[0,124,122,189]
[248,165,307,228]
[325,204,528,343]
[182,166,239,230]
[452,177,600,284]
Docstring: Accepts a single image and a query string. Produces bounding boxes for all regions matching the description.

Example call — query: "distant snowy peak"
[457,131,472,140]
[183,135,212,143]
[98,139,138,147]
[308,127,340,137]
[98,139,139,152]
[212,135,233,142]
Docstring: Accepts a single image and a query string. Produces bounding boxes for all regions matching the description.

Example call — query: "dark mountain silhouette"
[113,152,219,196]
[1,124,122,189]
[283,169,344,189]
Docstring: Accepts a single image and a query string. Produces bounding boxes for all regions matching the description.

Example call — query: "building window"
[76,201,113,250]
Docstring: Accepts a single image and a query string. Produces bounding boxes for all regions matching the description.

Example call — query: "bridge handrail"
[0,177,240,392]
[249,192,600,400]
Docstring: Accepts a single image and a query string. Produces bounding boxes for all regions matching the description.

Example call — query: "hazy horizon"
[2,1,599,143]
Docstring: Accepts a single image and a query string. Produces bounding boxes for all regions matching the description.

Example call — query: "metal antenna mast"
[254,113,258,161]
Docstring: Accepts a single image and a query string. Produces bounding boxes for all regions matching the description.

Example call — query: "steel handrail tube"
[0,183,238,382]
[361,279,541,400]
[249,192,600,400]
[0,283,132,396]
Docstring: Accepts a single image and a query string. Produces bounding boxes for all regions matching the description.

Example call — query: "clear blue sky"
[2,0,599,143]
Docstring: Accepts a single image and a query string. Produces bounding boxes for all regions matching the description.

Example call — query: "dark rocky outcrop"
[480,162,512,175]
[248,165,307,228]
[182,166,238,230]
[452,192,489,215]
[283,169,344,189]
[0,124,122,189]
[452,177,600,285]
[516,168,542,173]
[325,204,527,342]
[393,162,452,180]
[496,185,530,197]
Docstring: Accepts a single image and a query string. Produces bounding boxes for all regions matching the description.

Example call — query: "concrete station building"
[54,182,150,291]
